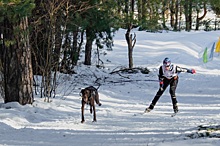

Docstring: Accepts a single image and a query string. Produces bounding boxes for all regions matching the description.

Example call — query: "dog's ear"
[80,89,85,97]
[81,89,85,93]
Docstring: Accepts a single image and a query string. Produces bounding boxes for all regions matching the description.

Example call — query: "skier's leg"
[146,80,169,112]
[170,77,179,113]
[150,89,164,108]
[145,90,164,112]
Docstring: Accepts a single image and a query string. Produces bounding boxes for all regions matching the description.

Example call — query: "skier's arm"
[176,66,196,74]
[158,66,164,90]
[158,66,164,80]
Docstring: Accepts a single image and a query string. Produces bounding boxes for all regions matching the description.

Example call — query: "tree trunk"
[189,0,193,30]
[161,0,168,30]
[184,0,190,31]
[195,2,207,30]
[170,0,175,28]
[1,17,33,105]
[125,24,136,69]
[174,0,179,31]
[137,0,142,21]
[1,18,19,103]
[17,17,34,105]
[72,30,79,65]
[178,2,183,30]
[84,29,93,65]
[131,0,135,12]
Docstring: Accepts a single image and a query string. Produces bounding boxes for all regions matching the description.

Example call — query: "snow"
[0,29,220,146]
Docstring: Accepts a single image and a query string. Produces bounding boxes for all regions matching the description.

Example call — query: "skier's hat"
[163,57,171,67]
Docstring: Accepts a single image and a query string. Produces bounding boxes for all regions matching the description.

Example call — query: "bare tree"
[195,1,207,30]
[124,0,137,69]
[30,0,67,102]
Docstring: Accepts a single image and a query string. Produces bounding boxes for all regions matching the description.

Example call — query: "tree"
[81,0,117,65]
[60,0,87,71]
[170,0,176,28]
[116,0,137,69]
[209,0,220,30]
[30,0,68,101]
[195,0,207,30]
[161,0,169,30]
[173,0,180,31]
[0,0,35,105]
[183,0,193,31]
[124,0,136,69]
[210,0,220,16]
[138,0,162,31]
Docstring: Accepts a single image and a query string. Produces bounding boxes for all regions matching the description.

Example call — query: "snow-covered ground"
[0,29,220,146]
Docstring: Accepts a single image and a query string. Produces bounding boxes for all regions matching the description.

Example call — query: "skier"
[145,57,196,114]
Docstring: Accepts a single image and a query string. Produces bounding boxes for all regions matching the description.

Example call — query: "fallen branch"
[105,79,158,84]
[110,67,150,74]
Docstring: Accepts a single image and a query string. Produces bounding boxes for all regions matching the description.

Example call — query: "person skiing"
[145,57,196,113]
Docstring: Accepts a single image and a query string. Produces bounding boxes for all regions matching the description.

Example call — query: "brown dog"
[80,86,101,123]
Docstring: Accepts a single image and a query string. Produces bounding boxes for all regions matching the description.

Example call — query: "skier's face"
[165,65,170,70]
[163,61,171,70]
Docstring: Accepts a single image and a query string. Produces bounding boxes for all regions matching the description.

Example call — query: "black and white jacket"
[158,64,191,80]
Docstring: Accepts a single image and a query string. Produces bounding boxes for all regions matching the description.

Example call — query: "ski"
[171,112,177,117]
[143,108,178,117]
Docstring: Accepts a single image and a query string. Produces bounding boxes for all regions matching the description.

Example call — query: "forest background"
[0,0,220,105]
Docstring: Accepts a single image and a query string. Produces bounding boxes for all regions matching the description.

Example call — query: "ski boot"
[144,104,154,113]
[173,104,179,113]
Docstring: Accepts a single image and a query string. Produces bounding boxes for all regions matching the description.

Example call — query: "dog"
[80,86,101,123]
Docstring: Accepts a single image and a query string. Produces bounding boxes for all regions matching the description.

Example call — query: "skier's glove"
[187,69,196,74]
[190,69,196,74]
[159,80,164,91]
[159,81,163,86]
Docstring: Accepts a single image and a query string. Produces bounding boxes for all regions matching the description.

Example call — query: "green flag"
[203,47,208,63]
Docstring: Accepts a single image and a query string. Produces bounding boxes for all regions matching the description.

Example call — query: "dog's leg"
[93,104,97,122]
[81,101,85,123]
[90,104,92,114]
[90,98,96,122]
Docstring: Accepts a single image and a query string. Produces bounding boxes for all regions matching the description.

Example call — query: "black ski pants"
[150,76,178,109]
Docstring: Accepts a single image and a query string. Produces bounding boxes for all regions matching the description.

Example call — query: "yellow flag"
[215,37,220,52]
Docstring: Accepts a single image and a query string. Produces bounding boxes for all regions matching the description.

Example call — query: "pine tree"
[0,0,35,105]
[80,0,117,65]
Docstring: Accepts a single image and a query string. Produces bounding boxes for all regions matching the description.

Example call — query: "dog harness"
[86,88,96,104]
[88,91,95,100]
